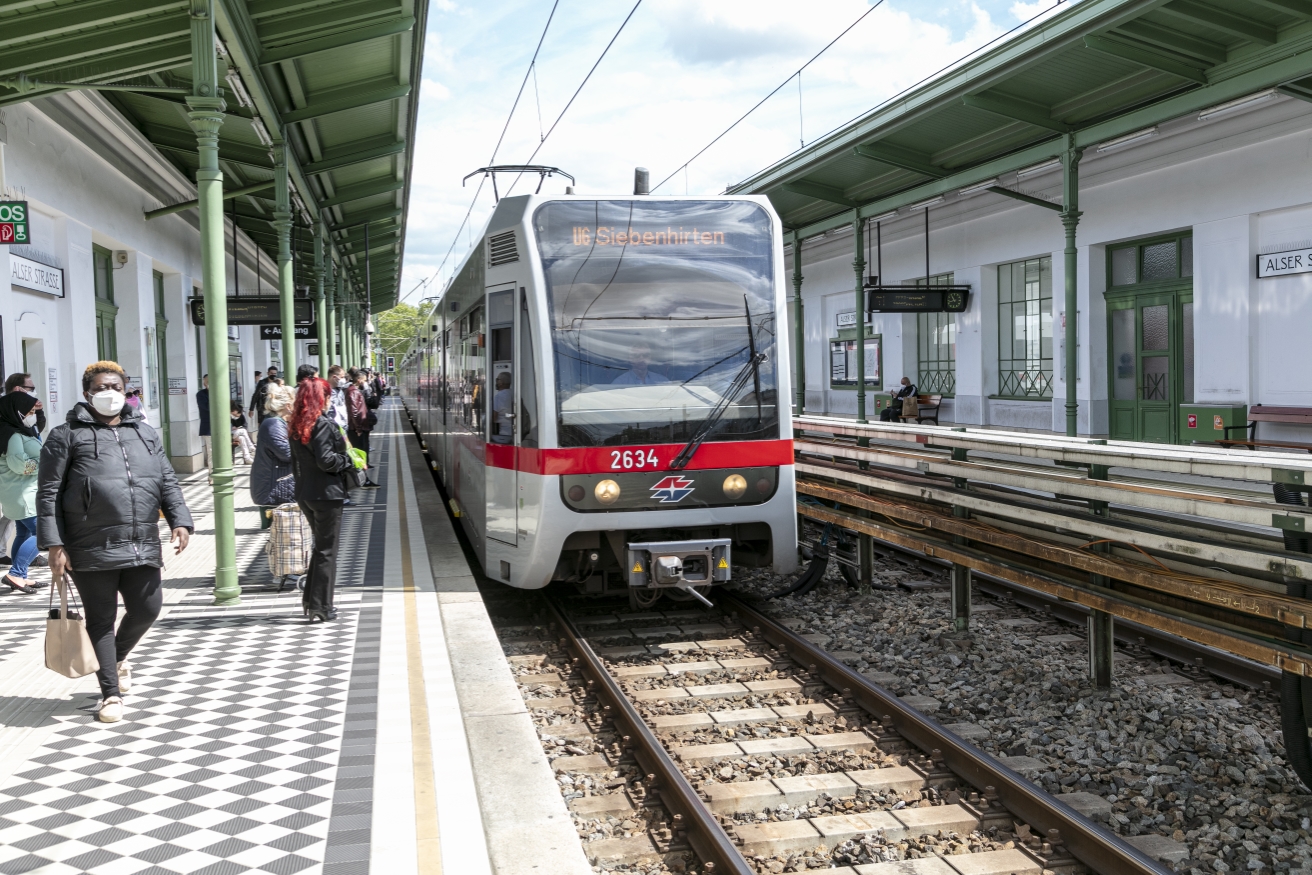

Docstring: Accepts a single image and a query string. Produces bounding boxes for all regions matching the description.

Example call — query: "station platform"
[0,403,589,875]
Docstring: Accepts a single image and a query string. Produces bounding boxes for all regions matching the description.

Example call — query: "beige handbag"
[901,394,920,419]
[45,574,99,678]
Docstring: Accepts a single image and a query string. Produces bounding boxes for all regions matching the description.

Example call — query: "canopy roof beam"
[961,93,1071,132]
[1159,0,1278,45]
[852,143,948,178]
[283,84,411,124]
[260,16,415,65]
[318,178,404,208]
[302,140,405,175]
[782,181,860,207]
[1082,35,1209,84]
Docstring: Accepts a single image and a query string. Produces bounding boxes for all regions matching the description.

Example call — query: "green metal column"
[792,231,805,416]
[1060,134,1084,437]
[186,0,239,605]
[330,269,342,367]
[273,140,297,378]
[852,211,867,424]
[314,222,329,377]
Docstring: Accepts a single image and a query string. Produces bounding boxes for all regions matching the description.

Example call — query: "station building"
[0,95,289,472]
[732,0,1312,446]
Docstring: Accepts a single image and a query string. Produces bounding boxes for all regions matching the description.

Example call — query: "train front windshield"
[535,200,779,449]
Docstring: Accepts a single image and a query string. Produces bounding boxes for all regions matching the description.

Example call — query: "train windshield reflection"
[535,200,779,448]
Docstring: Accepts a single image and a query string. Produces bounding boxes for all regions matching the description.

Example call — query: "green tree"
[374,301,434,357]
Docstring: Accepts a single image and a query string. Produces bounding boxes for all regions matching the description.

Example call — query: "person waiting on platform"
[288,377,355,623]
[0,390,46,594]
[345,368,378,488]
[250,385,296,529]
[610,341,669,386]
[296,364,319,385]
[229,401,256,464]
[38,360,193,723]
[880,376,918,422]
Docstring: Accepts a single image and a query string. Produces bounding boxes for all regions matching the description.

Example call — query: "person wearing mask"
[345,368,378,488]
[288,378,354,623]
[196,375,212,485]
[2,374,48,570]
[250,384,296,530]
[5,373,47,434]
[249,366,277,424]
[125,387,143,412]
[0,391,46,593]
[229,401,256,464]
[38,361,193,723]
[325,365,349,430]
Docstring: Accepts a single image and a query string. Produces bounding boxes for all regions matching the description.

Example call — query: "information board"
[189,296,314,326]
[0,201,30,244]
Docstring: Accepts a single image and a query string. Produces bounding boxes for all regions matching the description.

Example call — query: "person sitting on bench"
[880,377,917,422]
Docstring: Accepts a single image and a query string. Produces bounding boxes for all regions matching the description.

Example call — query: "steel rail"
[543,597,753,875]
[720,592,1170,875]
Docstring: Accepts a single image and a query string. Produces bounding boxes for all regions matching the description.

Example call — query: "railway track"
[497,590,1170,875]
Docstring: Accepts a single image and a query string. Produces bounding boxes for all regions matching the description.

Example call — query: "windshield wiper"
[669,351,766,470]
[744,294,761,422]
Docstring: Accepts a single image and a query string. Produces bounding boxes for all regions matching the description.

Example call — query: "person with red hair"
[287,377,354,622]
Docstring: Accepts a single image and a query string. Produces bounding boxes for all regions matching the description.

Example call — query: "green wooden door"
[155,318,171,454]
[1107,293,1191,443]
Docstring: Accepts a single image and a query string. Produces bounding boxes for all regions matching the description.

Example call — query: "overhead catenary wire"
[397,0,561,307]
[652,0,886,194]
[654,0,1067,195]
[503,0,644,198]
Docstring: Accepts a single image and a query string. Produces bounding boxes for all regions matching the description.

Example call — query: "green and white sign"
[0,201,29,244]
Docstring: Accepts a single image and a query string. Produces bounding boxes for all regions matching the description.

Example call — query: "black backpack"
[365,385,381,410]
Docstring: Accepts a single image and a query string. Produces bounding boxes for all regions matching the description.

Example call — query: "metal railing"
[791,413,1312,783]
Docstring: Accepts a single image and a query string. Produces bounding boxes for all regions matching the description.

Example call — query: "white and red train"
[399,195,797,603]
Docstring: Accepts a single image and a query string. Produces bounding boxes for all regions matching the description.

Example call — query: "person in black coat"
[288,377,354,623]
[196,374,212,484]
[38,361,193,723]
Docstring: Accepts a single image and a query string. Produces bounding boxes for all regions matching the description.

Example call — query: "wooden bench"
[900,394,943,426]
[1214,405,1312,452]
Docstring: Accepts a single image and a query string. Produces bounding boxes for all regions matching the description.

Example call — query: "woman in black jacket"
[38,361,193,723]
[288,377,354,622]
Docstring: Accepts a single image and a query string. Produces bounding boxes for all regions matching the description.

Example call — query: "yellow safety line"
[395,431,443,874]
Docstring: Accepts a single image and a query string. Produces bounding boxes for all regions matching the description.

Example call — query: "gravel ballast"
[732,560,1312,874]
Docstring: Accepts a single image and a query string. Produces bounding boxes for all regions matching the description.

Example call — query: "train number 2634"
[610,449,660,470]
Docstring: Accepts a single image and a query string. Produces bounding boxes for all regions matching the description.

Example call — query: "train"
[399,194,797,605]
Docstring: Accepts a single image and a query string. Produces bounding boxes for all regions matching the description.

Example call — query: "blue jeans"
[8,517,37,579]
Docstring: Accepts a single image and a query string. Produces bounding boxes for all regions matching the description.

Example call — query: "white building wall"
[786,95,1312,439]
[0,96,276,470]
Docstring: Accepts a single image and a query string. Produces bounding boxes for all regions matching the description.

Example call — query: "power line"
[397,0,561,307]
[652,1,885,194]
[503,0,644,198]
[654,0,1067,195]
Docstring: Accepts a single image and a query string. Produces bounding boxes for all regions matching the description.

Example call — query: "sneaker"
[98,697,124,723]
[31,554,48,567]
[117,660,132,694]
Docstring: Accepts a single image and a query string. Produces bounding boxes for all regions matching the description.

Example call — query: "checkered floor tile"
[0,407,397,874]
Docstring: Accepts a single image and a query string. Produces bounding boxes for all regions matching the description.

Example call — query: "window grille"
[914,273,955,395]
[997,257,1053,399]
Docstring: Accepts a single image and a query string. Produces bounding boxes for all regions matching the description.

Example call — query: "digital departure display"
[571,226,727,246]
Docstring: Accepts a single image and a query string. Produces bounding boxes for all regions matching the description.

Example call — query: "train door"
[486,285,517,546]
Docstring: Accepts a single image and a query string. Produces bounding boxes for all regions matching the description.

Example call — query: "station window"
[93,245,118,361]
[997,256,1052,399]
[914,273,955,396]
[1109,233,1193,287]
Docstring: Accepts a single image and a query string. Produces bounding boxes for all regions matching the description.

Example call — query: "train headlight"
[722,474,747,499]
[594,479,621,505]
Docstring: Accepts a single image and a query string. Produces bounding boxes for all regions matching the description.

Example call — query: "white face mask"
[336,378,348,388]
[21,413,37,428]
[89,390,126,416]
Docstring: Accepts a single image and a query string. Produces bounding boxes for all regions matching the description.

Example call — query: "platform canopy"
[0,0,426,312]
[728,0,1312,237]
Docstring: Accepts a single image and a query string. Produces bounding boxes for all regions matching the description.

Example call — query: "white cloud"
[397,0,1045,303]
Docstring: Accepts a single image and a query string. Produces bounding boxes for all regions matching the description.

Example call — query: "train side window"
[520,290,539,447]
[487,289,514,444]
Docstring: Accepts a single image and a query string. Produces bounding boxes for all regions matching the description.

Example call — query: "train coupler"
[626,538,732,594]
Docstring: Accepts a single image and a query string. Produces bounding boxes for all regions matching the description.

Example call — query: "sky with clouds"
[397,0,1071,306]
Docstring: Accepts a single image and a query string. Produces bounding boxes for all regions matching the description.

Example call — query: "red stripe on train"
[484,439,794,475]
